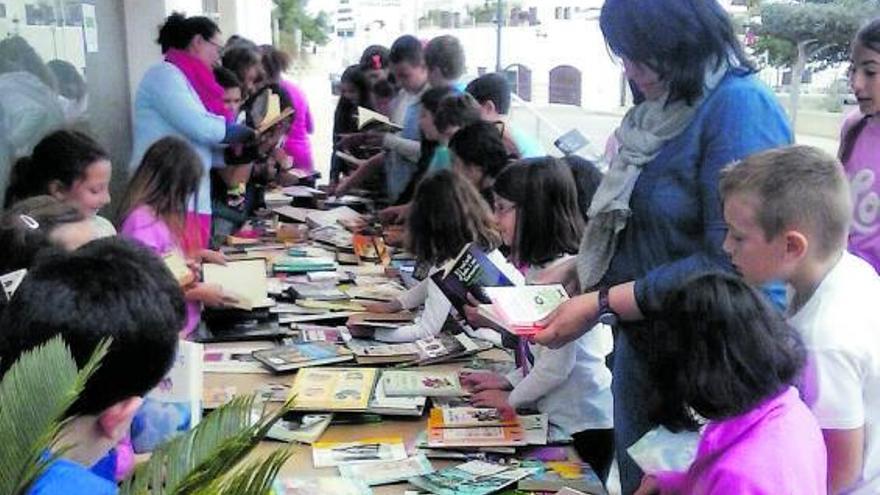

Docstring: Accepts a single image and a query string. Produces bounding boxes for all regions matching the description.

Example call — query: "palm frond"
[193,448,293,495]
[0,336,110,495]
[120,395,292,495]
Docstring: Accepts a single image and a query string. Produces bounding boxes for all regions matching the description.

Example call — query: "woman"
[261,45,315,177]
[532,1,792,493]
[131,12,254,251]
[840,18,880,272]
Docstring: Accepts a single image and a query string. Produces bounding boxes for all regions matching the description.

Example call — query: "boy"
[720,145,880,495]
[423,35,466,90]
[0,238,185,494]
[466,72,545,158]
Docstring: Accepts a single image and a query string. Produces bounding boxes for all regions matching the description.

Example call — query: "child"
[460,158,615,481]
[466,72,545,158]
[839,18,880,272]
[720,145,880,494]
[119,136,239,338]
[448,120,513,204]
[634,272,826,495]
[213,66,251,211]
[370,78,396,118]
[426,92,482,172]
[363,169,521,342]
[424,35,466,89]
[0,238,185,495]
[330,65,372,186]
[4,129,115,237]
[359,44,390,84]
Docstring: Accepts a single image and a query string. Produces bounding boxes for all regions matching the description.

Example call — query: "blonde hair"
[719,145,851,258]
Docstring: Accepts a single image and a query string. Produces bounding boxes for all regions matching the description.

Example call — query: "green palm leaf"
[120,395,293,495]
[0,336,110,495]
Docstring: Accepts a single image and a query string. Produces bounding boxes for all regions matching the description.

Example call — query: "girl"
[221,44,263,98]
[840,18,880,272]
[118,136,238,338]
[330,65,371,186]
[422,91,481,173]
[634,273,825,495]
[4,129,114,237]
[363,169,521,342]
[448,120,513,205]
[0,195,94,274]
[460,157,615,482]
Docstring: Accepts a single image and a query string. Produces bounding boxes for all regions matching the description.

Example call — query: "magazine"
[311,436,407,468]
[289,367,378,411]
[251,342,354,373]
[380,370,466,397]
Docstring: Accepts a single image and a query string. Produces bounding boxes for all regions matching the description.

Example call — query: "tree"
[753,0,879,126]
[273,0,330,52]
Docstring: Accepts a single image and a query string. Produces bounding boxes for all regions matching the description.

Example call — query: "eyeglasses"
[494,202,517,215]
[206,38,224,50]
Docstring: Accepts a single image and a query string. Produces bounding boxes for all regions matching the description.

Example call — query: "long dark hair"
[840,18,880,163]
[407,169,500,266]
[448,121,511,180]
[4,130,109,208]
[645,272,805,430]
[118,137,203,244]
[493,157,584,266]
[157,12,220,53]
[333,65,370,136]
[600,0,755,105]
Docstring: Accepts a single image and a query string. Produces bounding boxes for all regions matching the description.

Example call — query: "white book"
[380,370,466,397]
[338,454,434,486]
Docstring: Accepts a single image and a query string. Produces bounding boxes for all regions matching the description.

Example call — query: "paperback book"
[427,424,526,448]
[430,243,517,314]
[404,332,489,367]
[338,454,434,486]
[482,284,570,336]
[289,367,378,411]
[407,460,540,495]
[380,370,466,397]
[291,324,351,343]
[344,338,420,365]
[203,341,275,373]
[311,436,407,468]
[202,259,270,311]
[251,341,354,373]
[367,376,427,416]
[265,412,333,444]
[273,476,372,495]
[517,461,607,494]
[429,407,519,428]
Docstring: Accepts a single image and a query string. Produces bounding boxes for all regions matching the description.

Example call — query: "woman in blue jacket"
[533,1,792,493]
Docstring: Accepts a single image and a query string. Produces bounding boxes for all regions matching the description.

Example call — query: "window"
[202,0,219,14]
[0,4,6,18]
[554,6,562,19]
[25,2,55,26]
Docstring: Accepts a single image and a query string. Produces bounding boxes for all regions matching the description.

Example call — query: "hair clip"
[18,214,39,230]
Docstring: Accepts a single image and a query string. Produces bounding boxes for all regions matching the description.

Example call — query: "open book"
[480,284,570,336]
[256,91,295,135]
[430,243,518,314]
[201,259,270,310]
[357,106,402,132]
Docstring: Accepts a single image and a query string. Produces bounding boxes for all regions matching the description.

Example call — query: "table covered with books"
[152,188,606,495]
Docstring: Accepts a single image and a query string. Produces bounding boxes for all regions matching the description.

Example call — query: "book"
[306,206,363,230]
[162,250,195,286]
[279,311,358,325]
[131,340,203,453]
[273,205,310,222]
[430,243,517,314]
[520,413,550,446]
[380,370,466,397]
[256,92,296,134]
[297,299,366,312]
[282,185,326,199]
[289,282,349,301]
[251,342,354,373]
[429,407,519,429]
[312,436,407,468]
[202,259,269,311]
[339,454,434,486]
[0,268,26,302]
[517,461,607,494]
[407,460,540,495]
[347,311,416,329]
[289,367,378,411]
[344,281,406,302]
[352,234,390,265]
[265,412,333,444]
[483,284,570,336]
[367,376,427,416]
[405,332,489,367]
[291,324,351,343]
[203,341,275,373]
[357,106,403,132]
[273,256,338,274]
[273,476,372,495]
[345,339,420,365]
[309,225,354,249]
[427,424,526,448]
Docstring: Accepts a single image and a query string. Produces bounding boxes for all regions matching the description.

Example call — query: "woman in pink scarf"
[634,273,826,495]
[131,13,254,252]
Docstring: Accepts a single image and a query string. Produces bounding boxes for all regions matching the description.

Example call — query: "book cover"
[273,476,372,495]
[297,299,366,312]
[291,324,351,343]
[520,413,550,445]
[380,370,466,397]
[345,339,420,365]
[306,206,363,230]
[273,256,338,274]
[203,341,275,374]
[309,225,354,249]
[429,407,519,428]
[517,461,607,494]
[352,234,391,265]
[339,454,434,486]
[427,424,526,448]
[162,250,195,286]
[311,436,407,468]
[344,282,406,302]
[131,340,203,453]
[431,243,516,313]
[405,332,489,367]
[0,268,26,302]
[289,282,349,301]
[408,460,539,495]
[357,106,403,132]
[289,367,378,411]
[265,412,333,444]
[347,311,416,326]
[483,285,570,336]
[202,259,269,311]
[251,342,354,373]
[368,375,427,416]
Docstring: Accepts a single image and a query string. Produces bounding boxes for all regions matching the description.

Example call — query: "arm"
[824,428,866,494]
[335,152,385,195]
[506,343,577,408]
[374,281,452,342]
[147,65,226,145]
[383,133,421,163]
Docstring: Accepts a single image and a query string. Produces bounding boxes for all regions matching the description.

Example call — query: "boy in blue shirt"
[0,238,185,494]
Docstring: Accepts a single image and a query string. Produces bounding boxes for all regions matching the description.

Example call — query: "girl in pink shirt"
[118,136,238,337]
[635,273,827,495]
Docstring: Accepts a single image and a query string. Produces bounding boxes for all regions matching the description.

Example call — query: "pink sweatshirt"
[655,387,827,495]
[279,79,315,172]
[840,110,879,273]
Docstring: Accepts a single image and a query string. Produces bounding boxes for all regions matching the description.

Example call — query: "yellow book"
[289,367,378,411]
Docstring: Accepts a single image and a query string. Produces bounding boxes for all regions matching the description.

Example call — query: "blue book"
[431,243,514,313]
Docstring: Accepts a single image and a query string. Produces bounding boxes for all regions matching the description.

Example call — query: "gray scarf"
[577,62,730,290]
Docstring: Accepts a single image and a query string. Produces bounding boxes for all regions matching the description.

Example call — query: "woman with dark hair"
[330,65,373,186]
[839,18,880,272]
[634,273,826,494]
[531,0,792,492]
[131,12,255,252]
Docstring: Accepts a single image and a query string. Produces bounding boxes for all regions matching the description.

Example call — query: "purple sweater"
[655,387,827,495]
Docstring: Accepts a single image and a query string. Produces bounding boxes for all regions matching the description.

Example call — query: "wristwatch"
[597,287,619,327]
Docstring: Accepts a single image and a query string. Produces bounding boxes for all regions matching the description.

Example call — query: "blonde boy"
[720,145,880,494]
